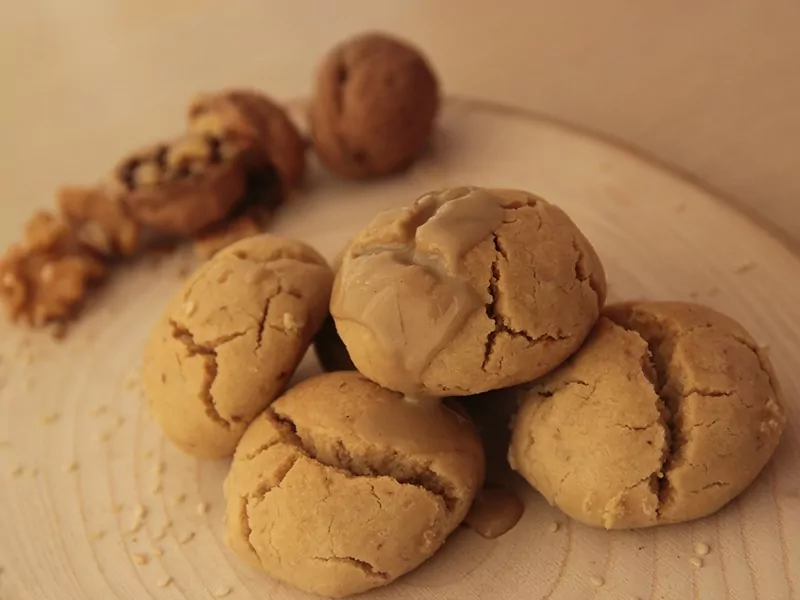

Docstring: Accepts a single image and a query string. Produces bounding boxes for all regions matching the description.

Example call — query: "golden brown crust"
[332,187,606,396]
[188,90,306,197]
[142,234,333,459]
[509,302,786,529]
[0,211,108,326]
[309,32,439,178]
[57,185,141,257]
[110,133,250,236]
[224,372,485,597]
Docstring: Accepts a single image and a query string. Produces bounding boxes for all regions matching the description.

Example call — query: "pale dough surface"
[224,372,484,597]
[509,302,785,529]
[142,235,333,459]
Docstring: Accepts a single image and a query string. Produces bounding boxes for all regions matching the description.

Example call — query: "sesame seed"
[134,504,148,519]
[694,542,710,556]
[132,553,149,566]
[589,576,604,587]
[196,501,210,516]
[183,301,197,316]
[91,530,107,541]
[157,576,173,588]
[178,531,195,545]
[40,412,60,425]
[152,546,164,558]
[691,557,704,568]
[214,586,232,597]
[548,521,559,533]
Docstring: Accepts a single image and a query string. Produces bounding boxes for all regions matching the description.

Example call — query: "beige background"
[2,0,800,243]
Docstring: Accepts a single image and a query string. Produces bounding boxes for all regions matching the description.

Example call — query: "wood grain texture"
[0,101,797,600]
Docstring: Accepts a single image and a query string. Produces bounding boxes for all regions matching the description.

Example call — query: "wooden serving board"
[0,100,798,600]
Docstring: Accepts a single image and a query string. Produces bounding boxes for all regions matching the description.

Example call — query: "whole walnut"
[309,33,439,179]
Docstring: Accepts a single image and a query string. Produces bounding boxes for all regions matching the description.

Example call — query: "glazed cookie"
[110,132,253,236]
[224,371,485,597]
[309,32,439,178]
[188,89,306,197]
[331,186,606,396]
[508,302,786,529]
[142,235,333,459]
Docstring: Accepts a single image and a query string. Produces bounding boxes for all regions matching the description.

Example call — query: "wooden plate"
[1,99,798,600]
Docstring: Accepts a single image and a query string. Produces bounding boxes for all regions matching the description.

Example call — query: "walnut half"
[58,185,141,257]
[110,132,252,236]
[0,211,108,326]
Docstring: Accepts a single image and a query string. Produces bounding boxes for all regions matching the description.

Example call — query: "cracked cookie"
[188,89,306,198]
[224,371,485,597]
[508,302,786,529]
[0,211,108,326]
[309,32,439,178]
[110,132,252,236]
[142,234,333,459]
[331,186,607,397]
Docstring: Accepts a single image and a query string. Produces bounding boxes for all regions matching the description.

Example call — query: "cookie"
[309,33,439,178]
[224,371,485,597]
[110,132,252,236]
[188,90,306,197]
[0,211,107,326]
[142,235,333,458]
[331,186,606,396]
[508,302,786,528]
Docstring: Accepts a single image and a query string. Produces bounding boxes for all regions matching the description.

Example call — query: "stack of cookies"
[141,186,786,598]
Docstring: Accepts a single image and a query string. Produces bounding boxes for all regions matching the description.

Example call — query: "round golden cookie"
[508,301,786,529]
[224,371,485,598]
[142,235,333,459]
[188,89,306,197]
[309,32,439,178]
[331,186,607,397]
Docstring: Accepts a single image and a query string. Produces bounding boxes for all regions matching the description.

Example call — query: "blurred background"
[2,0,799,240]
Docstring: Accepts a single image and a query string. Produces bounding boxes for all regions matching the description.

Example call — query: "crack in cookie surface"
[312,556,390,580]
[168,319,229,429]
[268,407,458,510]
[481,232,569,371]
[603,313,778,519]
